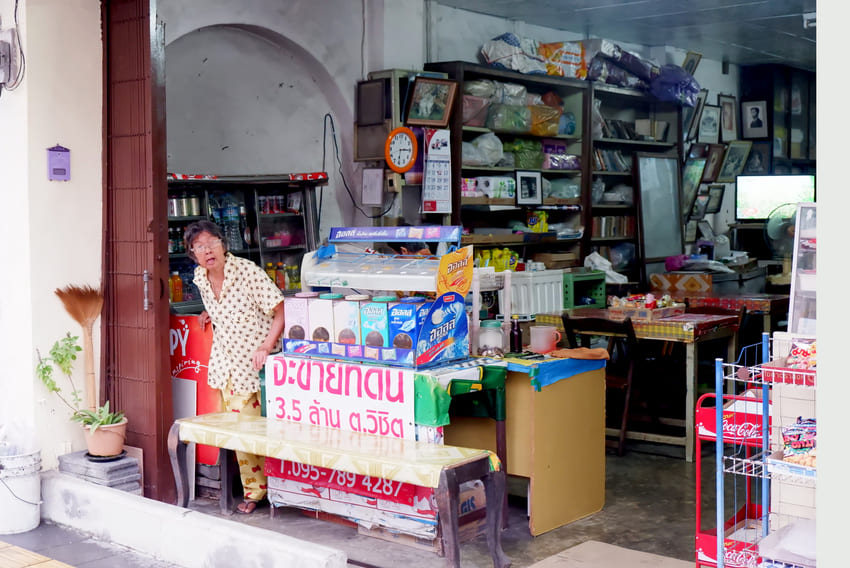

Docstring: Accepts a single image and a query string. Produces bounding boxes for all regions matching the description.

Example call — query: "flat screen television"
[735,174,816,222]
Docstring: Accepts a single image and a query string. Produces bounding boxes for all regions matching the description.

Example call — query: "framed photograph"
[701,144,726,183]
[741,100,768,139]
[516,170,542,205]
[698,220,715,240]
[685,220,698,243]
[681,157,707,223]
[705,184,725,214]
[716,140,752,183]
[742,140,771,174]
[687,142,709,159]
[690,193,710,220]
[684,89,708,142]
[718,94,738,142]
[405,77,458,128]
[682,51,702,76]
[697,104,721,144]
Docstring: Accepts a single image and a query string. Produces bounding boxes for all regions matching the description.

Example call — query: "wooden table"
[537,310,739,462]
[665,292,789,335]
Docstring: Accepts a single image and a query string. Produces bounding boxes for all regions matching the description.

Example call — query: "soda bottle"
[275,262,287,290]
[169,271,183,303]
[510,314,523,353]
[265,262,276,282]
[239,205,251,247]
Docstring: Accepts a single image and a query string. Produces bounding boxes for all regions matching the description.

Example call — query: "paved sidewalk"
[1,522,182,568]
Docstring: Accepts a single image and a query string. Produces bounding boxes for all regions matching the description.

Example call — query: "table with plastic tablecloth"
[536,309,739,462]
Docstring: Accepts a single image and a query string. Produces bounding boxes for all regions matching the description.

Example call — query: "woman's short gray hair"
[183,220,226,262]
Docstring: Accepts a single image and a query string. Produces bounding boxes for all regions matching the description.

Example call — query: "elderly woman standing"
[184,220,285,514]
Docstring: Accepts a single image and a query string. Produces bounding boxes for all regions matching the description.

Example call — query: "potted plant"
[36,333,127,457]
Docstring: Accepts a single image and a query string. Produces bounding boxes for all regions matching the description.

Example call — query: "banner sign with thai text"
[265,354,417,440]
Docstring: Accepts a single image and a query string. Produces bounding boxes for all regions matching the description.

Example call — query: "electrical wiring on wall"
[321,112,396,222]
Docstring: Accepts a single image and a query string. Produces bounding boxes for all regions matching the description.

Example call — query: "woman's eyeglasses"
[190,240,222,254]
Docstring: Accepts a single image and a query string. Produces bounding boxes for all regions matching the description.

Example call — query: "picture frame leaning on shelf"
[718,94,738,142]
[716,140,752,183]
[697,104,721,144]
[516,170,543,206]
[405,77,458,128]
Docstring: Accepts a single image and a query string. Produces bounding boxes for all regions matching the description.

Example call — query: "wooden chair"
[561,313,641,456]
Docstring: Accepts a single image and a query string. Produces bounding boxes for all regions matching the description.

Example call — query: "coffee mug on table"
[529,325,561,354]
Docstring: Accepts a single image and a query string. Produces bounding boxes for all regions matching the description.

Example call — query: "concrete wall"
[0,0,103,466]
[160,0,425,235]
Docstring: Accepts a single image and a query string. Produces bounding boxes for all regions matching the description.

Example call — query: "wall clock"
[384,127,418,173]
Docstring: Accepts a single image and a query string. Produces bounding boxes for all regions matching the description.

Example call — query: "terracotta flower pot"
[83,418,128,457]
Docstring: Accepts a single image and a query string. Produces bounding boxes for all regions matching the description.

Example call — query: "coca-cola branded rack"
[166,173,325,313]
[695,333,817,568]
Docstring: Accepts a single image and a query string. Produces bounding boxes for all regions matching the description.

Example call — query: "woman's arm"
[252,301,285,370]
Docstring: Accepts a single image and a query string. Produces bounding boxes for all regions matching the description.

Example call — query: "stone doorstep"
[40,470,348,568]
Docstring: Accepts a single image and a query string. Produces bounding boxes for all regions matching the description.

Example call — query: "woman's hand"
[252,346,271,370]
[198,311,210,330]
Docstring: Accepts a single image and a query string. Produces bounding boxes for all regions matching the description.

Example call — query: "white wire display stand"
[702,334,816,568]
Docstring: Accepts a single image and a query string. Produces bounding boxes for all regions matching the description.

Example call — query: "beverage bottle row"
[258,194,301,215]
[264,262,301,291]
[168,227,186,253]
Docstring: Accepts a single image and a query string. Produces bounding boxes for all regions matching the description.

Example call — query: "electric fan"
[764,203,798,285]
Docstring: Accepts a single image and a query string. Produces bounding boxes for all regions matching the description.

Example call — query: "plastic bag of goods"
[537,40,587,78]
[547,178,580,199]
[464,79,527,105]
[649,64,701,107]
[485,104,531,133]
[542,138,580,170]
[480,32,547,75]
[587,55,649,90]
[503,139,543,170]
[463,79,498,99]
[579,38,661,83]
[462,95,490,126]
[529,104,562,136]
[461,132,504,167]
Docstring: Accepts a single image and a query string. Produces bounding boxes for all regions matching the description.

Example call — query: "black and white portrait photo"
[741,101,768,138]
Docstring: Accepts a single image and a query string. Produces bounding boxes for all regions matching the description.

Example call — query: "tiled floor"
[2,445,712,568]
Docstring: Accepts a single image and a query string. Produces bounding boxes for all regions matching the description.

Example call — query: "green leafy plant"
[36,332,125,433]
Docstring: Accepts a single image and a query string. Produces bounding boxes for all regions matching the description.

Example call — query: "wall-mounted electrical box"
[0,40,10,85]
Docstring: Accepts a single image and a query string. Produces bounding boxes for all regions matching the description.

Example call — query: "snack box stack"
[282,292,467,369]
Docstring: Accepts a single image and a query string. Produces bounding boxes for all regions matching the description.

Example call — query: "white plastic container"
[498,269,564,317]
[0,444,41,534]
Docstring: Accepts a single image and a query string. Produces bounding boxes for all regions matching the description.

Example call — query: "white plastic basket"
[498,269,564,317]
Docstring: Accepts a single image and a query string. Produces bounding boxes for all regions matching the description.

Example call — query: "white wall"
[161,0,424,234]
[0,0,103,466]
